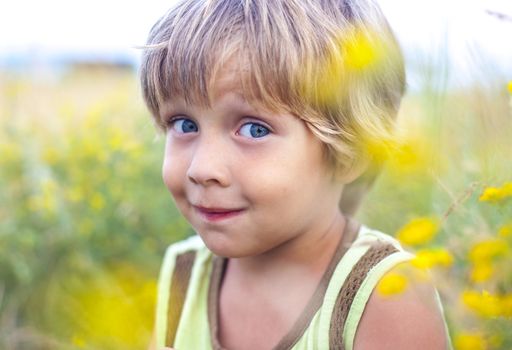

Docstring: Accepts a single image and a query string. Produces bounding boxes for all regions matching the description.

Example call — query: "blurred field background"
[1,2,512,350]
[1,61,511,349]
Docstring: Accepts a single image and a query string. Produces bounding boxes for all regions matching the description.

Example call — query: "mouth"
[193,205,246,222]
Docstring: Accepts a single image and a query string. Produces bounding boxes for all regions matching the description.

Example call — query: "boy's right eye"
[168,118,198,133]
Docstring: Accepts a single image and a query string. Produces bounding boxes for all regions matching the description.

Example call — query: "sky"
[0,0,511,87]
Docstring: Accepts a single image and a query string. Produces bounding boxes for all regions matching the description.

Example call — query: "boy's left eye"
[238,122,270,138]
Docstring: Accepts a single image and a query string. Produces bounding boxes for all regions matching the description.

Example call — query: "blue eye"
[239,122,270,138]
[170,118,198,133]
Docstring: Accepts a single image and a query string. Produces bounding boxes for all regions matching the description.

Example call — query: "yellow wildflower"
[344,29,385,71]
[412,248,454,269]
[72,334,86,348]
[376,271,408,296]
[501,293,512,317]
[28,179,58,215]
[479,182,512,203]
[498,223,512,237]
[0,142,22,165]
[108,129,126,151]
[42,147,60,165]
[311,28,387,105]
[313,43,346,106]
[461,289,503,318]
[72,265,156,348]
[468,238,508,263]
[362,136,398,165]
[396,217,439,247]
[508,81,512,94]
[454,332,486,350]
[89,193,105,211]
[469,261,494,283]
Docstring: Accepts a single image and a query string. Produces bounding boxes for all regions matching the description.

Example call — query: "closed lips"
[194,206,244,213]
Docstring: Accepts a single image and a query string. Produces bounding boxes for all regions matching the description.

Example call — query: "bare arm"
[353,262,450,350]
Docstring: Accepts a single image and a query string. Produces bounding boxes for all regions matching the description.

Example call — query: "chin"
[199,233,255,258]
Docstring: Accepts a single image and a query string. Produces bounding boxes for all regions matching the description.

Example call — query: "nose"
[186,136,231,187]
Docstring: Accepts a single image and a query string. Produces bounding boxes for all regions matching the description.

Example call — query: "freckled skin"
[161,71,346,260]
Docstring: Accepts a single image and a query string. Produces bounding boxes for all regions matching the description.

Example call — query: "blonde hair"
[140,0,405,181]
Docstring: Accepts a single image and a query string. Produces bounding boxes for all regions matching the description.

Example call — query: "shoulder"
[353,260,449,350]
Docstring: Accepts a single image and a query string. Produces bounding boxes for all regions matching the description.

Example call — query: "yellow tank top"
[154,221,453,349]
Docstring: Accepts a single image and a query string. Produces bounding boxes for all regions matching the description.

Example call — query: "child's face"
[160,71,343,258]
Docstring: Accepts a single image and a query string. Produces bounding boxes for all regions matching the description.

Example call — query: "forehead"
[206,57,280,114]
[156,47,294,121]
[209,63,246,101]
[162,63,259,116]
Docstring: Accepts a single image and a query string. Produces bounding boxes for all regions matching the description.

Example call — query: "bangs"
[140,0,351,129]
[140,0,406,179]
[140,0,244,126]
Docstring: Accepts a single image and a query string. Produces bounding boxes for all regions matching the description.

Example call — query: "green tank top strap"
[329,241,399,349]
[161,228,406,350]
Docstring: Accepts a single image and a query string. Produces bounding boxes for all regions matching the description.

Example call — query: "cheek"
[250,140,328,205]
[242,161,304,207]
[268,141,326,187]
[161,147,187,198]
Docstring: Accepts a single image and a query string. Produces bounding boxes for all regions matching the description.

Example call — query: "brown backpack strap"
[165,251,197,347]
[329,242,399,349]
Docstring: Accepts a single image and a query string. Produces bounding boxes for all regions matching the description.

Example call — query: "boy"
[140,0,453,349]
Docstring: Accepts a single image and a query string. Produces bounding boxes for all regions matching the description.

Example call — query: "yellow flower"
[461,289,503,318]
[89,193,105,211]
[27,179,58,215]
[313,42,347,106]
[508,81,512,94]
[469,261,494,283]
[454,332,486,350]
[72,334,86,348]
[479,182,512,203]
[376,271,408,296]
[498,223,512,237]
[0,141,22,165]
[396,217,439,247]
[468,239,508,283]
[344,29,385,71]
[411,248,454,269]
[311,28,387,106]
[72,264,156,348]
[42,146,60,165]
[501,293,512,317]
[362,136,397,164]
[384,131,437,176]
[468,238,508,263]
[109,129,126,151]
